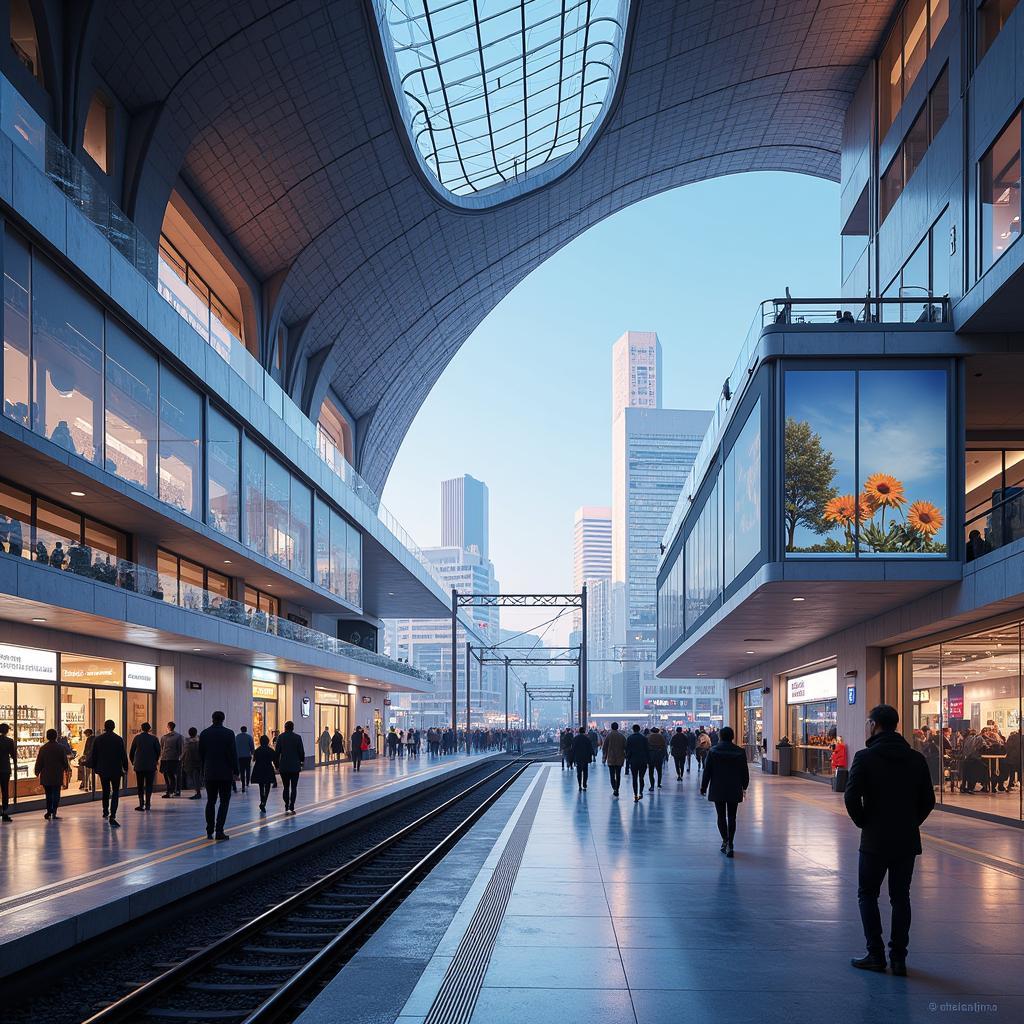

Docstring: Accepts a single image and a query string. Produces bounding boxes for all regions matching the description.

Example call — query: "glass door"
[60,685,93,796]
[252,698,279,742]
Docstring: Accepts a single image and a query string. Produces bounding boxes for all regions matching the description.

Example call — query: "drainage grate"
[424,767,549,1024]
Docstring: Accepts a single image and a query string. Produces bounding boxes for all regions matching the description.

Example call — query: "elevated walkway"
[0,751,500,978]
[296,765,1024,1023]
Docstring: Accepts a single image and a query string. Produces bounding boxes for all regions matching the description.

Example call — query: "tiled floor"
[345,762,1024,1024]
[0,751,499,976]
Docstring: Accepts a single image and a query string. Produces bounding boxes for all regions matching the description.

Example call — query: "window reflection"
[685,479,720,628]
[207,405,240,539]
[3,228,31,426]
[104,320,158,494]
[724,399,761,584]
[980,111,1021,272]
[158,364,201,517]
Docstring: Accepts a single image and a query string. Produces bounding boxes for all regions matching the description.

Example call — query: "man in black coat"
[700,726,749,857]
[624,725,650,802]
[274,721,306,813]
[570,727,594,792]
[198,711,239,840]
[844,704,935,976]
[351,726,365,771]
[91,719,129,828]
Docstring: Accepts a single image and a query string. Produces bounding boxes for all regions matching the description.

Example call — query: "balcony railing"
[965,491,1024,563]
[0,516,431,682]
[662,295,954,551]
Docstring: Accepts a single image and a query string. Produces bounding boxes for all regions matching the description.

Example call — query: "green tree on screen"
[784,417,837,550]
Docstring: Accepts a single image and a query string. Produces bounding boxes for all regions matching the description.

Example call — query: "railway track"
[79,756,541,1024]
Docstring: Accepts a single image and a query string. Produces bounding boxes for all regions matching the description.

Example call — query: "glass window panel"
[879,19,903,138]
[978,0,1019,61]
[314,496,330,590]
[879,152,903,225]
[346,522,361,606]
[4,227,31,427]
[904,104,929,185]
[330,510,347,598]
[724,399,762,584]
[206,569,229,598]
[965,450,1004,559]
[15,681,55,799]
[903,0,928,95]
[881,273,903,323]
[158,365,201,517]
[265,456,290,568]
[35,498,81,568]
[980,112,1022,272]
[243,437,265,554]
[901,236,931,322]
[85,519,126,559]
[178,556,205,609]
[104,320,158,494]
[206,405,239,538]
[931,208,950,301]
[290,476,311,578]
[929,64,949,140]
[858,369,948,556]
[684,478,720,627]
[785,371,856,555]
[0,481,30,559]
[929,0,948,41]
[31,257,104,463]
[157,549,178,604]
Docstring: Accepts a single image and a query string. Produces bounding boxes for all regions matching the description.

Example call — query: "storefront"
[0,643,156,808]
[785,665,838,777]
[739,685,763,763]
[314,687,351,764]
[251,671,281,741]
[900,618,1023,823]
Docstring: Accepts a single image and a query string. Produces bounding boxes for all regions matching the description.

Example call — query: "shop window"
[82,92,112,174]
[978,0,1019,62]
[207,405,240,539]
[3,227,30,427]
[9,0,42,84]
[158,364,201,518]
[104,320,158,495]
[786,667,839,776]
[785,367,948,557]
[979,111,1022,272]
[31,257,104,464]
[243,436,266,554]
[723,399,761,585]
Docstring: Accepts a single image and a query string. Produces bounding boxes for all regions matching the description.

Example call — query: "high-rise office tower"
[573,506,612,592]
[573,506,612,711]
[441,474,489,558]
[610,334,712,710]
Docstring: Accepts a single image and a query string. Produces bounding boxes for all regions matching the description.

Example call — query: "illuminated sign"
[0,643,57,680]
[252,668,281,684]
[786,667,837,705]
[252,682,279,700]
[61,654,123,685]
[126,663,157,691]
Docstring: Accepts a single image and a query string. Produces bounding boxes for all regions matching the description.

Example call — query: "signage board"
[361,695,372,704]
[847,685,857,706]
[126,663,157,691]
[61,654,123,685]
[187,680,202,690]
[0,643,57,680]
[252,682,279,700]
[252,668,281,684]
[786,667,838,705]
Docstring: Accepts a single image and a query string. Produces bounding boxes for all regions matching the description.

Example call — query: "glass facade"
[207,405,240,539]
[3,227,30,426]
[905,620,1022,822]
[785,367,948,557]
[158,362,201,518]
[724,399,761,585]
[105,320,158,494]
[684,479,720,629]
[879,0,948,138]
[965,448,1024,560]
[978,0,1019,62]
[979,110,1021,273]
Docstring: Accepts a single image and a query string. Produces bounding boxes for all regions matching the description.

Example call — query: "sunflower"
[863,472,907,509]
[857,491,880,522]
[907,500,943,536]
[823,494,857,526]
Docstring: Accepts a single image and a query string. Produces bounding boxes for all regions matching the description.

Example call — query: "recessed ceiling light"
[193,647,202,652]
[223,560,232,565]
[792,597,805,602]
[31,617,46,623]
[70,490,85,497]
[745,650,755,654]
[387,592,395,596]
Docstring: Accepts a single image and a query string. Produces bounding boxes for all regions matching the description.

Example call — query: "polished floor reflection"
[393,763,1024,1024]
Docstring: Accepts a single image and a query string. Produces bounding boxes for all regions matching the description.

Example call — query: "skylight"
[374,0,629,200]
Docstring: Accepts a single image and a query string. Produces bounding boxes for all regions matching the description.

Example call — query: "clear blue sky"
[382,172,841,638]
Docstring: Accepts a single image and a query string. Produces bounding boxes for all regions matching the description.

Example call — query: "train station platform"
[297,763,1024,1024]
[0,751,501,979]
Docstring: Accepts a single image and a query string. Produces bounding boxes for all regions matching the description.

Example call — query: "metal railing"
[0,517,431,682]
[662,295,953,552]
[964,490,1024,563]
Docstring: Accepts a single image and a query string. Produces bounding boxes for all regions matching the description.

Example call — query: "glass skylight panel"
[375,0,628,198]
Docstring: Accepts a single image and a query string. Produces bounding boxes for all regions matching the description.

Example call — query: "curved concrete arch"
[94,0,893,492]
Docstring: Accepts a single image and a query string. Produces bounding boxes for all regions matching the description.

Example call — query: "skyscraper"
[573,506,613,711]
[610,334,713,711]
[573,506,612,592]
[441,474,489,558]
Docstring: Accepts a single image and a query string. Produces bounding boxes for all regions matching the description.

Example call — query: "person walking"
[0,722,14,821]
[181,726,203,799]
[696,728,711,771]
[129,722,161,811]
[684,728,696,773]
[274,720,305,813]
[386,727,399,759]
[198,711,239,840]
[251,734,277,813]
[79,727,95,790]
[330,727,345,765]
[91,719,129,828]
[318,726,332,764]
[700,725,749,858]
[647,727,667,789]
[351,725,365,771]
[571,726,594,792]
[559,729,573,771]
[159,722,184,799]
[844,704,935,976]
[625,725,650,802]
[670,727,688,780]
[234,725,255,793]
[34,729,69,819]
[603,721,626,797]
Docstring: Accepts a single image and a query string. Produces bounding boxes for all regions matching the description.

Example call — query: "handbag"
[832,768,849,793]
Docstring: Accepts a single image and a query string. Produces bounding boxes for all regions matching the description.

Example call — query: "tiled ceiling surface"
[95,0,897,491]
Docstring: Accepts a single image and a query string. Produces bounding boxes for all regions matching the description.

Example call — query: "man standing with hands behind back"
[844,704,935,977]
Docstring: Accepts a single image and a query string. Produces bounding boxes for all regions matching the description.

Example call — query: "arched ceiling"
[94,0,896,493]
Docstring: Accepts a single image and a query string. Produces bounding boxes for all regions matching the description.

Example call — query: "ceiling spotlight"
[31,617,46,623]
[745,650,755,654]
[193,647,202,652]
[70,490,86,497]
[792,596,805,602]
[223,560,232,565]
